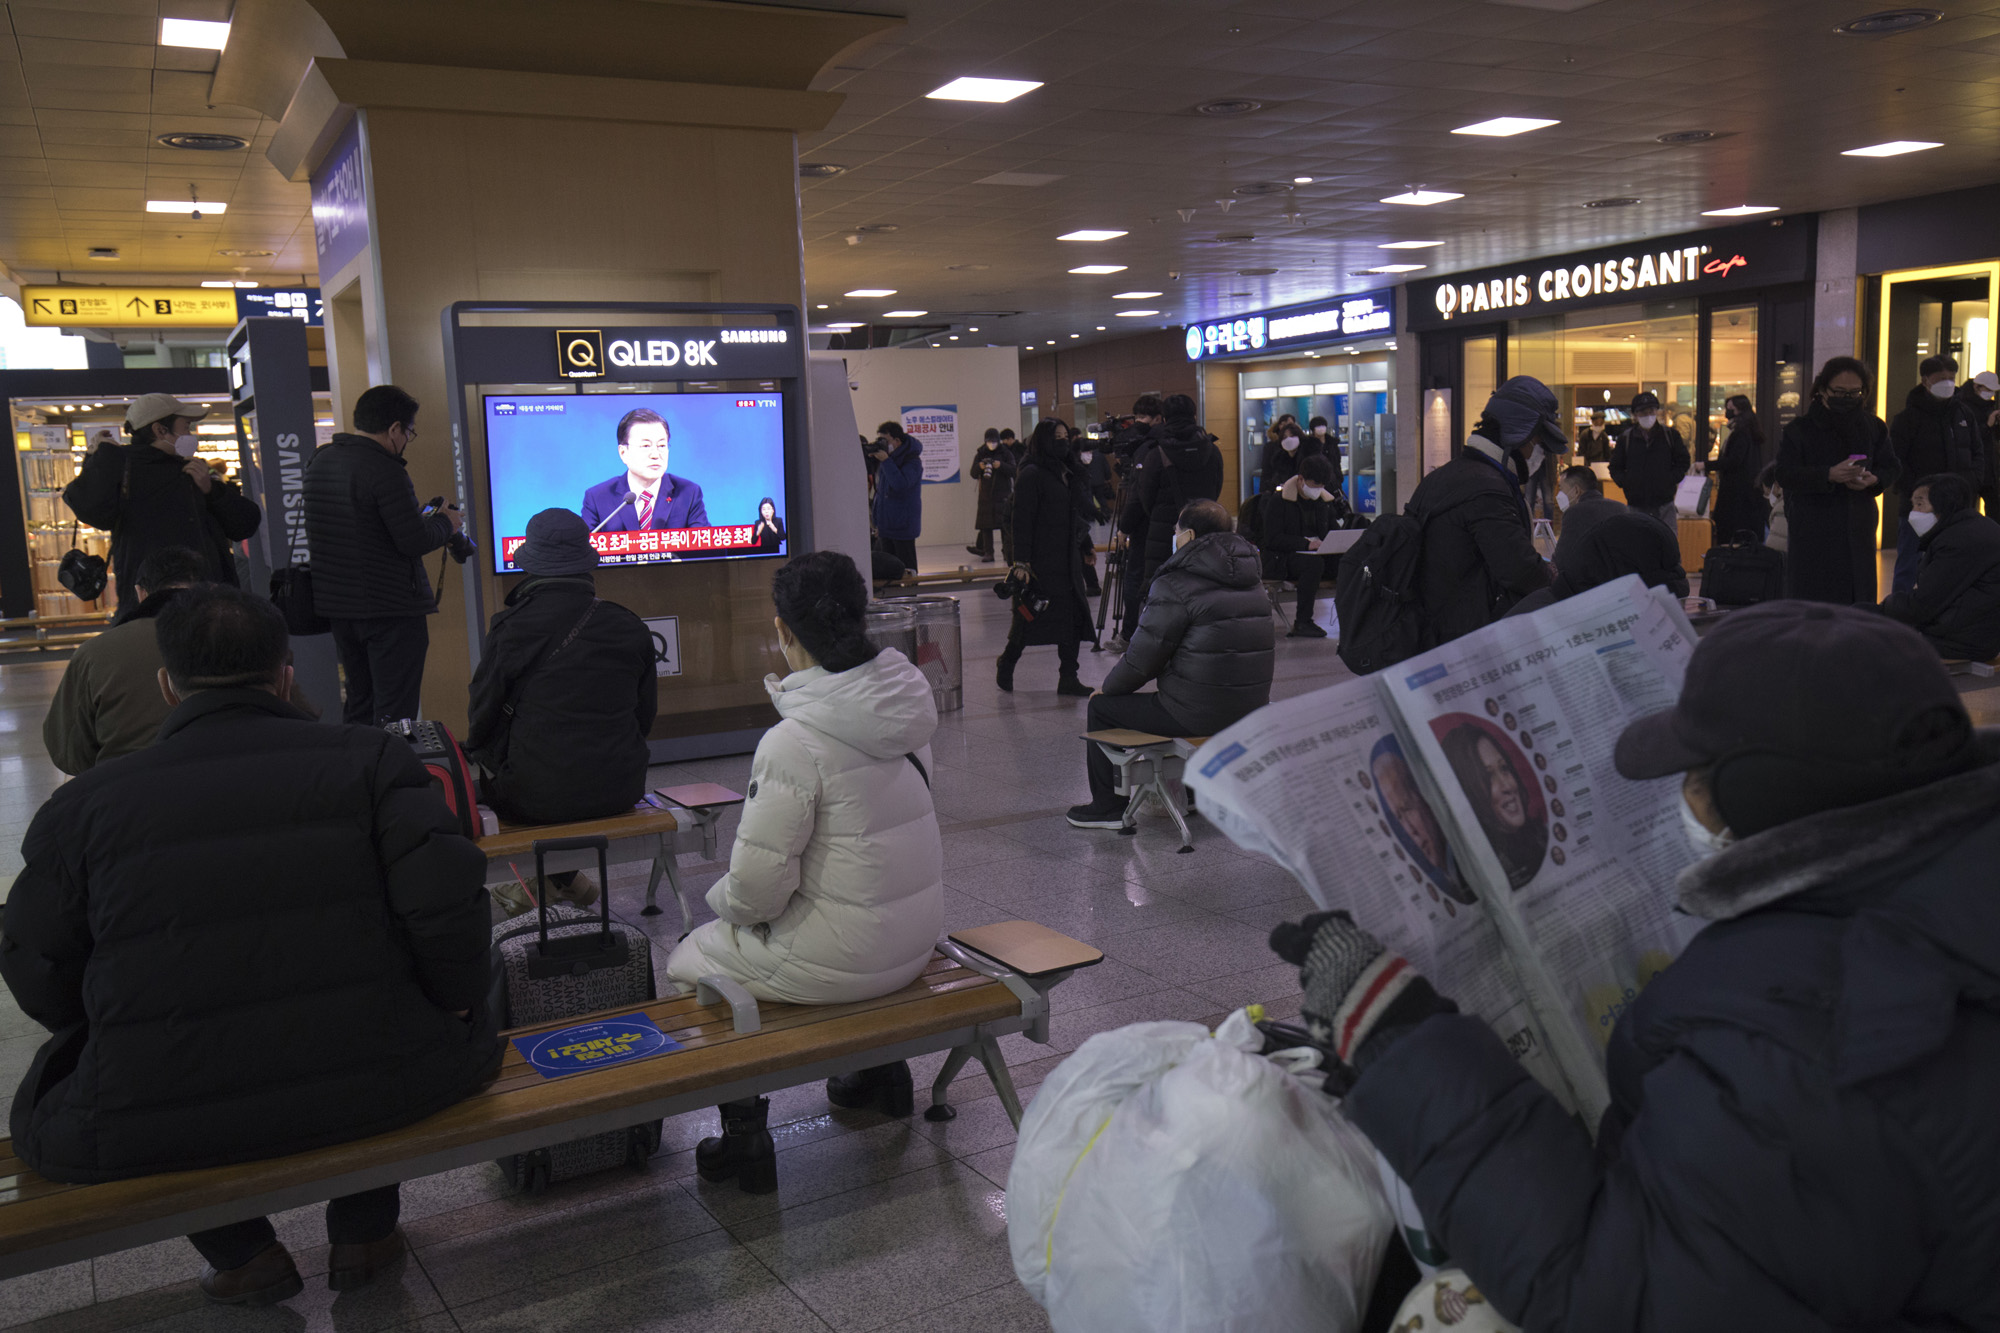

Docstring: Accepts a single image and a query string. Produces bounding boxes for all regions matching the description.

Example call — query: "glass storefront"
[1237,358,1395,512]
[1872,262,1999,421]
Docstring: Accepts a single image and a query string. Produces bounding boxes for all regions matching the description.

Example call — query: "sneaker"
[1067,799,1128,830]
[1288,620,1329,639]
[1104,634,1128,654]
[490,878,536,918]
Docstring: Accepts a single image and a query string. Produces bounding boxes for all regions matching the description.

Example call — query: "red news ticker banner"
[502,526,761,566]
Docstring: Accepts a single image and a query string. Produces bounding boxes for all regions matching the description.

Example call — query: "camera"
[423,496,478,565]
[994,569,1050,617]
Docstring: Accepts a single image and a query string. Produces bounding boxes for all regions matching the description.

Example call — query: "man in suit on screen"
[580,408,708,532]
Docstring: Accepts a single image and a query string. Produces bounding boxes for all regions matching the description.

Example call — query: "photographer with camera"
[303,385,463,726]
[996,420,1097,697]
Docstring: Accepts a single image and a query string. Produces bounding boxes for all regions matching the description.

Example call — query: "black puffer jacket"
[1891,382,1990,504]
[466,575,659,824]
[1259,474,1336,576]
[1607,422,1689,512]
[1132,422,1224,591]
[1102,532,1272,735]
[1878,509,2000,660]
[303,433,453,619]
[1348,745,2000,1331]
[62,442,262,612]
[0,689,498,1182]
[1509,506,1689,616]
[1259,436,1326,492]
[1405,437,1550,647]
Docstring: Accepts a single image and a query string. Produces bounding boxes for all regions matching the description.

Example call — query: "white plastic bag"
[1008,1011,1393,1333]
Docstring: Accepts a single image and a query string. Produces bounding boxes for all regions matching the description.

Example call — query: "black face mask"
[1047,438,1073,459]
[1825,392,1865,413]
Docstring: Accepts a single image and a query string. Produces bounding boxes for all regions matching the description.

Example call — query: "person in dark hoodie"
[466,509,658,907]
[1878,472,2000,661]
[1404,378,1558,646]
[1607,390,1690,526]
[1068,499,1272,829]
[1128,393,1223,599]
[1889,353,1988,594]
[1269,602,2000,1332]
[1260,453,1341,637]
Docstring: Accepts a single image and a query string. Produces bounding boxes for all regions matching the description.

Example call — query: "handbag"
[56,522,107,602]
[1673,474,1713,518]
[269,565,330,635]
[1699,534,1786,607]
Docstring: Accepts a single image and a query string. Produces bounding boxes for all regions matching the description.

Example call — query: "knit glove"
[1269,911,1456,1070]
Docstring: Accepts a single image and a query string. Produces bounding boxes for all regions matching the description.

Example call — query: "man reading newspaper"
[1224,601,2000,1329]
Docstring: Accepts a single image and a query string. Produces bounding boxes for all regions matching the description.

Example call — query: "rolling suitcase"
[492,835,663,1192]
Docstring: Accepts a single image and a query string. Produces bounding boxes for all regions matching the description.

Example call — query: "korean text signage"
[1405,220,1812,332]
[1185,287,1397,362]
[310,116,370,280]
[903,404,961,484]
[1020,389,1037,406]
[512,1014,682,1079]
[1071,380,1096,398]
[22,286,240,328]
[236,288,323,326]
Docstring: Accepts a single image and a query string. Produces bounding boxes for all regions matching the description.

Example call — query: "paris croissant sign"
[22,285,242,328]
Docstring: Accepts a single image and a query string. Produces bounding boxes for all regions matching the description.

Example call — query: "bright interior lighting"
[200,280,234,287]
[146,200,226,214]
[826,322,864,329]
[1356,378,1389,391]
[195,422,235,435]
[815,303,828,309]
[1452,116,1559,137]
[159,17,230,49]
[1293,176,1314,184]
[1368,263,1427,273]
[949,335,960,340]
[1096,325,1106,330]
[1380,240,1444,249]
[1068,265,1128,275]
[1277,384,1314,396]
[1841,140,1943,157]
[236,280,258,287]
[881,310,928,317]
[1058,229,1127,241]
[1244,387,1278,400]
[1701,204,1779,216]
[1114,310,1158,317]
[926,76,1043,103]
[1069,333,1080,338]
[845,288,896,298]
[1314,382,1348,394]
[1113,291,1163,299]
[1381,190,1463,206]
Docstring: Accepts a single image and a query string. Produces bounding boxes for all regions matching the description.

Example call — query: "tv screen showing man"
[580,409,708,533]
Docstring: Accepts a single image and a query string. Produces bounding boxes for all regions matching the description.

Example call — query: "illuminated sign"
[22,285,241,328]
[1021,389,1037,405]
[1185,288,1397,362]
[557,329,605,379]
[1071,379,1097,398]
[236,288,322,325]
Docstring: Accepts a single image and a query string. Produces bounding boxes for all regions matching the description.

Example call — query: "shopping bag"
[1008,1011,1393,1333]
[1673,474,1712,518]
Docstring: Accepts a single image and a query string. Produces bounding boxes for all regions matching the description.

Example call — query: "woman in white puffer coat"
[667,551,945,1193]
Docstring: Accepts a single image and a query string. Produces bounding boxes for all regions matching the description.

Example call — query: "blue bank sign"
[1185,288,1396,362]
[310,117,370,281]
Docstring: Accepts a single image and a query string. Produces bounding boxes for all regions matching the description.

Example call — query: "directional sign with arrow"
[20,286,241,328]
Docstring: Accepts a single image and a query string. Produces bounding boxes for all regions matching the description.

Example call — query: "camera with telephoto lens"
[993,568,1050,617]
[422,496,478,565]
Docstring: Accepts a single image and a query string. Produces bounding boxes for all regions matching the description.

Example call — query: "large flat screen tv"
[482,391,789,573]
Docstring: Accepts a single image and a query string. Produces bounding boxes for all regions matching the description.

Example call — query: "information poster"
[903,404,961,484]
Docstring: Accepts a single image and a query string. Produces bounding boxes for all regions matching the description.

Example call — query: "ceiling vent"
[798,163,846,177]
[1212,232,1258,244]
[1655,130,1722,145]
[1834,8,1943,34]
[156,132,247,151]
[1232,182,1291,197]
[217,248,276,257]
[1582,196,1642,209]
[1237,267,1278,276]
[1193,99,1264,117]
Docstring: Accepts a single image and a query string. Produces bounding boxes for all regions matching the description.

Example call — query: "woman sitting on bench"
[665,550,944,1191]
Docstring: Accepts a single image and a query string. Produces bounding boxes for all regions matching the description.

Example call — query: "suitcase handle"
[533,834,612,956]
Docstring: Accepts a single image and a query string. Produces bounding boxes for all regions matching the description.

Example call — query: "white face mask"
[1303,485,1327,500]
[1908,509,1938,537]
[1313,426,1328,437]
[1172,528,1192,553]
[1555,490,1571,512]
[1525,444,1546,475]
[1636,414,1658,431]
[1281,437,1300,452]
[1680,793,1734,857]
[174,433,200,458]
[1929,379,1957,399]
[1079,450,1093,463]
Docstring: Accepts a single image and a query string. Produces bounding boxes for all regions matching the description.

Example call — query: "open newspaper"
[1186,575,1705,1121]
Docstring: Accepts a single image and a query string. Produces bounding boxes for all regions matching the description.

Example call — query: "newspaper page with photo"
[1188,575,1702,1120]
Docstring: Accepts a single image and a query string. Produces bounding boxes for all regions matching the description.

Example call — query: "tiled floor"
[0,540,1343,1332]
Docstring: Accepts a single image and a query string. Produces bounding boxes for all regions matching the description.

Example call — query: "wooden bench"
[479,802,692,929]
[0,923,1100,1280]
[1945,657,2000,678]
[1082,729,1210,853]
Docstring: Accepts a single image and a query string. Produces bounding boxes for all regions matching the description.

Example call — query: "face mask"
[1281,437,1300,452]
[1303,485,1326,500]
[1827,392,1864,412]
[1929,379,1956,399]
[1680,793,1734,857]
[1047,438,1072,458]
[1172,529,1192,553]
[1313,426,1327,437]
[1555,490,1571,512]
[1908,509,1938,537]
[1636,414,1658,430]
[1079,450,1093,463]
[174,434,199,458]
[1525,444,1546,475]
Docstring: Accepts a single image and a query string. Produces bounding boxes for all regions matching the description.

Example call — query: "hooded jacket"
[1890,382,1989,505]
[873,436,924,541]
[1607,420,1690,512]
[1508,504,1688,617]
[1878,508,2000,661]
[1103,532,1274,735]
[302,433,454,619]
[1131,421,1224,591]
[61,441,262,613]
[0,689,498,1182]
[1405,436,1551,647]
[1345,738,2000,1331]
[663,649,943,1005]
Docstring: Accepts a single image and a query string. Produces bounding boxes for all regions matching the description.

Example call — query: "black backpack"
[1335,513,1428,675]
[1235,490,1267,546]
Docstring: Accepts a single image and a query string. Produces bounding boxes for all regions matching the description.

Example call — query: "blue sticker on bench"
[513,1013,683,1078]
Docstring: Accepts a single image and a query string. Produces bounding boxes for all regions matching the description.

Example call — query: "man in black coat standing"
[1128,394,1223,599]
[303,384,463,726]
[0,586,497,1306]
[62,393,263,613]
[1607,390,1689,526]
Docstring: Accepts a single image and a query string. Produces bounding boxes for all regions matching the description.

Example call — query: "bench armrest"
[694,975,761,1034]
[937,936,1056,1044]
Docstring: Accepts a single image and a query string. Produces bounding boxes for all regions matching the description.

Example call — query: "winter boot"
[996,645,1021,693]
[825,1061,915,1117]
[1057,673,1093,698]
[695,1096,777,1194]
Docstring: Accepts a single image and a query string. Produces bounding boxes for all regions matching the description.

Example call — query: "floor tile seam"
[408,1187,731,1281]
[739,1236,840,1333]
[404,1247,466,1330]
[422,1213,734,1315]
[842,1276,1031,1333]
[709,1155,981,1251]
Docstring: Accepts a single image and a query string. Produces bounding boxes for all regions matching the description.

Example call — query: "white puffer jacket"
[663,648,944,1005]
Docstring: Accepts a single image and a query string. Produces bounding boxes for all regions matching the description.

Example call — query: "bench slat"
[477,805,679,859]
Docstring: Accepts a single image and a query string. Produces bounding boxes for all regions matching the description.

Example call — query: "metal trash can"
[883,594,963,712]
[862,602,918,671]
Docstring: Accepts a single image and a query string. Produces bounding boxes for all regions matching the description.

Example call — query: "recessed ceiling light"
[826,322,864,329]
[799,163,846,178]
[881,310,928,317]
[147,199,225,214]
[1366,263,1427,273]
[1834,8,1943,36]
[86,248,119,260]
[1382,190,1463,206]
[156,131,246,151]
[949,335,960,340]
[1380,240,1444,249]
[1068,265,1128,275]
[1113,291,1163,299]
[814,303,828,309]
[1058,229,1127,241]
[159,17,230,49]
[1096,325,1106,330]
[1452,116,1559,137]
[969,327,979,332]
[1584,197,1642,208]
[1069,333,1080,338]
[1842,139,1943,156]
[199,280,235,287]
[845,288,896,298]
[1293,176,1314,184]
[1702,204,1779,216]
[1115,310,1159,317]
[927,76,1044,103]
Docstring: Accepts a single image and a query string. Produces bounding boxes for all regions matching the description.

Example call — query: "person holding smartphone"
[1775,357,1899,605]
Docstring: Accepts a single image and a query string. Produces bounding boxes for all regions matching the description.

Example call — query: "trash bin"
[884,594,963,712]
[862,602,918,669]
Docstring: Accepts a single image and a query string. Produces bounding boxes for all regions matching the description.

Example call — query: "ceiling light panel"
[881,310,928,317]
[159,17,230,49]
[1381,190,1463,206]
[1452,117,1560,136]
[927,77,1044,103]
[1841,140,1943,157]
[146,200,226,213]
[1368,264,1427,273]
[845,288,896,297]
[1380,240,1444,249]
[1114,310,1159,317]
[1701,204,1779,216]
[1113,291,1163,299]
[1058,230,1127,241]
[1068,265,1128,274]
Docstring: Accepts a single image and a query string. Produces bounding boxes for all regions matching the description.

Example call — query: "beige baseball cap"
[124,393,209,433]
